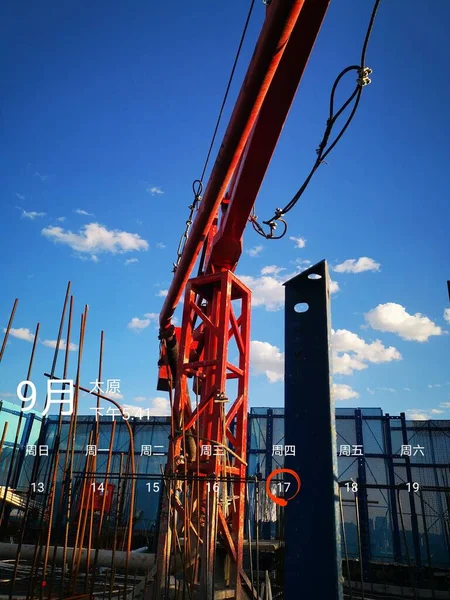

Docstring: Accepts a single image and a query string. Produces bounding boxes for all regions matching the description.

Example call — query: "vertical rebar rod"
[42,293,75,600]
[193,384,201,590]
[206,478,211,600]
[53,294,75,521]
[419,490,435,599]
[0,422,8,458]
[70,432,95,591]
[397,488,418,600]
[182,421,188,600]
[246,482,255,595]
[339,487,353,600]
[109,453,125,600]
[354,491,365,600]
[46,294,74,600]
[40,449,60,599]
[0,298,18,363]
[25,283,72,599]
[0,322,40,530]
[121,447,133,553]
[89,419,116,597]
[255,475,260,599]
[61,307,88,598]
[84,331,104,590]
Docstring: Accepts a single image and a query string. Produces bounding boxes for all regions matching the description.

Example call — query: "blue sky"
[1,0,449,421]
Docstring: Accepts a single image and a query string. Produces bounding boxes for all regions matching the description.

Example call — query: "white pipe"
[0,543,155,570]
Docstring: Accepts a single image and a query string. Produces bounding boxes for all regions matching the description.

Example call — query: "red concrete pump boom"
[159,0,330,334]
[154,1,330,598]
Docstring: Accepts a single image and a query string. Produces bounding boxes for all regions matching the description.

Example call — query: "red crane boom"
[154,1,330,598]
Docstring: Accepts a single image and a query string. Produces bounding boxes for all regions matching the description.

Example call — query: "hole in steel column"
[294,303,309,313]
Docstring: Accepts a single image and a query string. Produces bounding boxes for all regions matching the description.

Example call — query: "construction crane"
[153,1,346,598]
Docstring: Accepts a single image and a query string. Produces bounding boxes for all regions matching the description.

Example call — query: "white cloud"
[42,339,78,351]
[74,253,100,263]
[444,308,450,324]
[250,340,284,383]
[148,397,170,415]
[440,402,450,408]
[333,257,380,273]
[329,279,340,294]
[57,216,66,222]
[365,303,442,342]
[406,410,429,420]
[147,186,164,196]
[367,387,398,395]
[106,391,124,400]
[127,317,151,331]
[75,209,94,216]
[247,245,263,257]
[0,392,15,398]
[16,193,25,200]
[333,383,359,400]
[125,258,138,265]
[41,222,149,257]
[240,274,284,311]
[406,407,446,420]
[289,236,306,248]
[123,397,170,416]
[332,329,401,375]
[18,207,46,220]
[292,258,311,270]
[4,327,34,342]
[261,265,285,275]
[144,312,159,322]
[157,289,168,297]
[249,334,393,398]
[156,242,166,249]
[404,387,412,391]
[241,265,338,312]
[333,353,367,375]
[34,171,48,182]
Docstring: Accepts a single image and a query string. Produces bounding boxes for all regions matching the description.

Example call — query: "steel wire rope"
[251,0,382,240]
[172,0,256,276]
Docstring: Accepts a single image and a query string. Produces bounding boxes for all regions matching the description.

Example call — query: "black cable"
[252,0,382,240]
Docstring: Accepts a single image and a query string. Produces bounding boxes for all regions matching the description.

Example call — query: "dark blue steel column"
[355,408,371,581]
[284,260,342,600]
[384,414,402,562]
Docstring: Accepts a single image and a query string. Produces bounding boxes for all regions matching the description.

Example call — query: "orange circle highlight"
[266,468,301,507]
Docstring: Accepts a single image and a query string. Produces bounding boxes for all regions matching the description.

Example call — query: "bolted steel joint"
[357,66,373,87]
